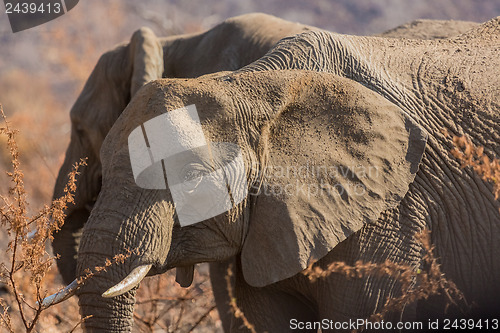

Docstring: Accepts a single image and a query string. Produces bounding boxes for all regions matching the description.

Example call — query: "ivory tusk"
[38,279,79,309]
[102,264,151,298]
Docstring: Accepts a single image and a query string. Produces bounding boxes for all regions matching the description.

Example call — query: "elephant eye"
[184,169,203,182]
[180,164,205,192]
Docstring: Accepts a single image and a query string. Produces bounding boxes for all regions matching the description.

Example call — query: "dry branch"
[0,105,85,332]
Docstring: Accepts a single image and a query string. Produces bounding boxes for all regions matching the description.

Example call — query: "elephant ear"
[241,73,427,287]
[128,27,164,96]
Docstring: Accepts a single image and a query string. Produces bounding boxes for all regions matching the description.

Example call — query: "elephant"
[42,15,500,332]
[51,12,480,285]
[48,12,481,331]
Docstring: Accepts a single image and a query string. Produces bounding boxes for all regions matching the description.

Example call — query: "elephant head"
[67,69,426,331]
[51,13,310,286]
[52,27,163,284]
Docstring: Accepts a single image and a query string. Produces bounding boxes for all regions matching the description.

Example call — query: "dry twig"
[444,130,500,209]
[0,104,85,332]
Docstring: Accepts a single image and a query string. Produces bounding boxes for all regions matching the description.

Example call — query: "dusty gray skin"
[67,17,500,332]
[378,18,479,39]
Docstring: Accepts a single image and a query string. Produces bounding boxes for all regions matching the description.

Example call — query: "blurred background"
[0,1,498,331]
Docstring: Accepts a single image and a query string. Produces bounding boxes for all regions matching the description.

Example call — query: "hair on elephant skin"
[60,16,500,332]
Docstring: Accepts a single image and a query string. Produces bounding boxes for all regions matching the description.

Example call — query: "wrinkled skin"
[74,17,499,332]
[50,13,476,331]
[238,18,500,319]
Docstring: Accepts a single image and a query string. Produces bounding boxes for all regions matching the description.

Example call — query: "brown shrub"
[0,105,85,332]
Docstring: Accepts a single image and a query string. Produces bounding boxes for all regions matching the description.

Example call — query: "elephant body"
[240,19,500,311]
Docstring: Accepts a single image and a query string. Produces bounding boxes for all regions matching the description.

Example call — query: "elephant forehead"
[144,104,207,158]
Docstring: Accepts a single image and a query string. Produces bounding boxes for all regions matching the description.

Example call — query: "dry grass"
[449,134,500,204]
[133,268,219,332]
[0,105,85,332]
[218,227,468,333]
[301,228,467,330]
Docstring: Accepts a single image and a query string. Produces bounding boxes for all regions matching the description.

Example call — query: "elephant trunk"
[79,293,135,333]
[75,186,173,331]
[77,227,139,332]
